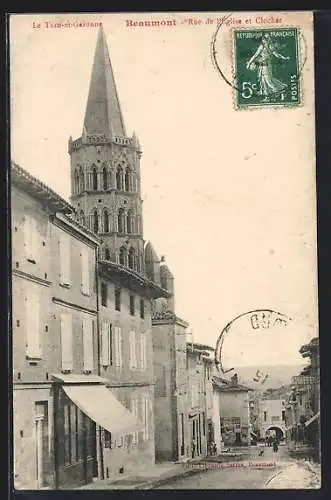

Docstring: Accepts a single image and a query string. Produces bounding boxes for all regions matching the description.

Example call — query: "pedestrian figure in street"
[212,442,217,456]
[273,440,279,453]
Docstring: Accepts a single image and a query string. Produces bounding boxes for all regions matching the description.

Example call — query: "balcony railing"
[291,375,319,386]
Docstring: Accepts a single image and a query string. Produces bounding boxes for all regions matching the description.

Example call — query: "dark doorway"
[90,422,98,477]
[267,426,284,441]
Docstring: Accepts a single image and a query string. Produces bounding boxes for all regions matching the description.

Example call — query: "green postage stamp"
[233,28,300,109]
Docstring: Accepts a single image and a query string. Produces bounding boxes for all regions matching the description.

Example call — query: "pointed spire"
[83,26,126,138]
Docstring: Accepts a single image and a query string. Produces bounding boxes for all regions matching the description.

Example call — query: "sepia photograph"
[9,11,321,490]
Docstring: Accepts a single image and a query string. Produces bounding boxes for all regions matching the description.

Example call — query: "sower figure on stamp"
[246,33,290,100]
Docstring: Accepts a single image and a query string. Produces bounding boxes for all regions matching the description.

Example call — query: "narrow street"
[156,444,319,489]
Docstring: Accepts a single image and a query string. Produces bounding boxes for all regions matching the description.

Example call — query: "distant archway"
[266,426,284,441]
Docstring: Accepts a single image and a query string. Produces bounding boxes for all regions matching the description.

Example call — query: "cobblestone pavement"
[156,445,321,490]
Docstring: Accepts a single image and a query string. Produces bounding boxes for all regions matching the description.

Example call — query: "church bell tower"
[69,26,145,274]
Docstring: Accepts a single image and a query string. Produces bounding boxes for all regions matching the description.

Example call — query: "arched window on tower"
[103,209,110,233]
[125,167,132,192]
[79,167,85,193]
[119,246,127,266]
[127,209,134,234]
[93,209,99,233]
[118,208,125,234]
[128,247,136,270]
[116,166,123,190]
[136,253,141,273]
[102,166,108,190]
[92,167,98,191]
[74,169,79,195]
[80,210,85,225]
[104,247,111,261]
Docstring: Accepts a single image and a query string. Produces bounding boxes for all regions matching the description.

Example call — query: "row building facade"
[12,162,103,489]
[285,338,320,461]
[12,25,170,489]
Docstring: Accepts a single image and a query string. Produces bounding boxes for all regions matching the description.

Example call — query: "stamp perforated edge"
[229,25,307,111]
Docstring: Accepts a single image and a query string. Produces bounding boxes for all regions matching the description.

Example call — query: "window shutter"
[114,327,122,367]
[117,327,122,366]
[129,331,133,368]
[30,217,38,259]
[81,248,90,294]
[114,327,118,366]
[59,233,71,285]
[144,396,149,439]
[26,285,41,358]
[60,312,73,371]
[141,396,146,440]
[109,324,113,365]
[140,334,146,370]
[24,215,38,260]
[131,398,137,444]
[101,322,110,366]
[129,330,136,368]
[83,317,94,372]
[118,327,122,367]
[23,215,32,256]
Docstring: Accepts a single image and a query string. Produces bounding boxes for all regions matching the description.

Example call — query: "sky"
[10,12,318,367]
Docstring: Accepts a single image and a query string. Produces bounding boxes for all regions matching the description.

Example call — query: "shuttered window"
[131,398,138,444]
[114,327,122,367]
[60,312,73,371]
[24,215,38,261]
[129,330,137,369]
[26,284,41,358]
[81,248,90,295]
[140,334,146,370]
[101,322,112,366]
[59,232,71,285]
[144,396,150,440]
[83,317,94,372]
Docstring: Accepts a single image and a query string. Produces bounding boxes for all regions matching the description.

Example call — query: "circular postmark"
[210,13,308,108]
[214,309,293,388]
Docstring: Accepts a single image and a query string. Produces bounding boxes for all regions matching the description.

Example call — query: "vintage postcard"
[9,11,320,490]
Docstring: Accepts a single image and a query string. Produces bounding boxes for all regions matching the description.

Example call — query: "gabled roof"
[152,311,189,327]
[83,26,126,138]
[186,342,215,352]
[212,375,252,392]
[11,162,100,244]
[11,161,74,214]
[98,260,171,299]
[186,344,212,358]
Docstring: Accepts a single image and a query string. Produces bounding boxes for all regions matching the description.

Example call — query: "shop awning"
[305,412,320,428]
[63,384,144,437]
